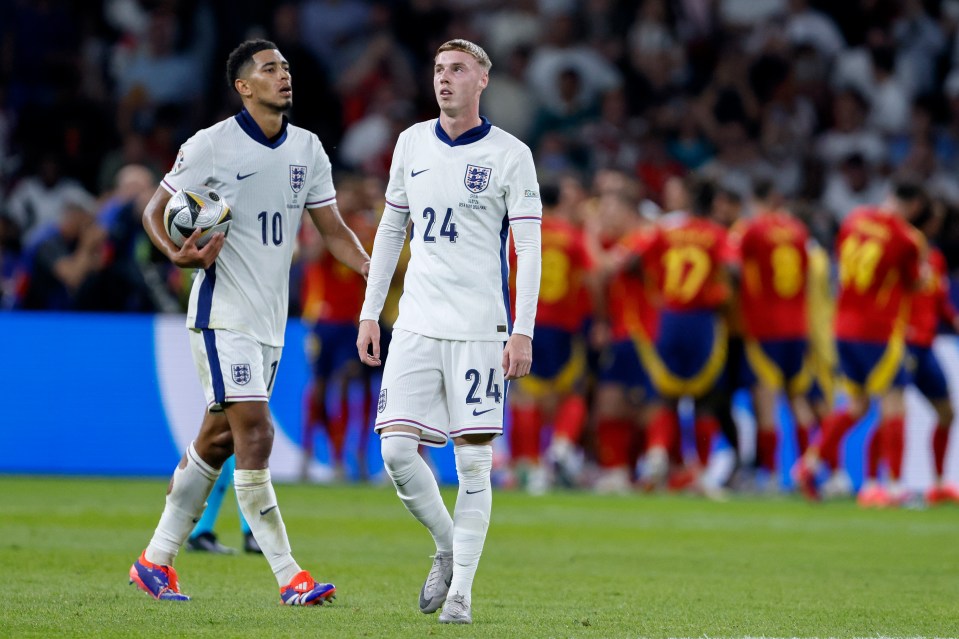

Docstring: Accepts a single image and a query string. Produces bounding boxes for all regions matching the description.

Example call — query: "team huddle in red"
[301,172,958,506]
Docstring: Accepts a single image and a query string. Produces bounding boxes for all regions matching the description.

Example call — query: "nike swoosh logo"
[472,408,495,416]
[237,171,258,180]
[411,169,430,177]
[259,505,278,516]
[465,488,486,495]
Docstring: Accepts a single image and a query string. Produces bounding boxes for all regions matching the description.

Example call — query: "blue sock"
[190,455,236,537]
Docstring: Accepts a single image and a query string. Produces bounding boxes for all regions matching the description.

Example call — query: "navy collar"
[234,109,289,148]
[434,116,492,147]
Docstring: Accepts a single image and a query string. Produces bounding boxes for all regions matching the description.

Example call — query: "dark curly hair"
[225,39,279,90]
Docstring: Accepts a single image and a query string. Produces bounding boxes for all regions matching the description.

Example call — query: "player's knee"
[453,444,493,482]
[380,434,419,477]
[937,401,954,428]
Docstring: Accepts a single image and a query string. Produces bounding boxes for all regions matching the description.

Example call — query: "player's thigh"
[374,329,450,445]
[189,329,277,411]
[445,339,506,440]
[910,346,949,402]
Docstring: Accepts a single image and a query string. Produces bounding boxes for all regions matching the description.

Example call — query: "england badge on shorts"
[290,165,307,193]
[232,364,252,385]
[464,164,491,193]
[377,388,388,413]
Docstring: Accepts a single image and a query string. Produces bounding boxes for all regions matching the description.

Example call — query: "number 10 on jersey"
[259,211,283,246]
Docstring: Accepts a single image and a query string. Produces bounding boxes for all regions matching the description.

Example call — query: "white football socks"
[381,433,453,553]
[234,468,301,586]
[449,444,493,602]
[145,442,219,566]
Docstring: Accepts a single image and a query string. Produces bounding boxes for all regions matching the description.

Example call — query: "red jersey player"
[795,181,924,504]
[904,205,959,504]
[636,178,731,490]
[588,179,659,493]
[300,182,377,480]
[735,181,819,482]
[507,183,595,492]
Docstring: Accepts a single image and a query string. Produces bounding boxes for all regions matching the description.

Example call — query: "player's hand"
[502,333,532,381]
[172,229,224,269]
[360,260,371,281]
[357,319,381,366]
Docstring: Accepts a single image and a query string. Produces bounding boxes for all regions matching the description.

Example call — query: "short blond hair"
[435,39,492,71]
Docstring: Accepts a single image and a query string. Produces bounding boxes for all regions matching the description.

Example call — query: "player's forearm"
[142,187,179,260]
[324,227,371,275]
[511,222,541,338]
[359,212,407,321]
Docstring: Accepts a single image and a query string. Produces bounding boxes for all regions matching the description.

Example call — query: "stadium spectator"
[6,154,97,247]
[17,193,108,311]
[821,153,887,223]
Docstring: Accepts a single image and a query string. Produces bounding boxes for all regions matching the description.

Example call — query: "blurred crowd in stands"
[4,1,959,500]
[3,0,959,311]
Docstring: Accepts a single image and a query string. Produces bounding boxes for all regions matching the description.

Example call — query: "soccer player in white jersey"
[128,39,370,605]
[356,39,542,624]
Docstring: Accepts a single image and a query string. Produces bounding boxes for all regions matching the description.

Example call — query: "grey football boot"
[419,551,453,613]
[438,593,472,624]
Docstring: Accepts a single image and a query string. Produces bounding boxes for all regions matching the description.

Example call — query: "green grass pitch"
[1,477,957,638]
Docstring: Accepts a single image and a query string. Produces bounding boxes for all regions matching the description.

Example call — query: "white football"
[163,187,232,248]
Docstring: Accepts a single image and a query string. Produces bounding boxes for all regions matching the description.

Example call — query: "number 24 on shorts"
[465,368,502,404]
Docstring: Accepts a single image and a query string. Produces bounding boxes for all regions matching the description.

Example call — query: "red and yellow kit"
[907,247,958,348]
[643,215,730,313]
[610,227,659,342]
[738,210,809,341]
[534,216,594,333]
[510,216,594,395]
[835,206,922,343]
[638,214,730,398]
[834,206,922,395]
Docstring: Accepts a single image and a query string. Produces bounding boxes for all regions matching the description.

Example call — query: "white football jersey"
[361,118,541,341]
[162,110,335,346]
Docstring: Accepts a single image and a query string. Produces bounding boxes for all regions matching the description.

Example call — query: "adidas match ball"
[163,187,232,248]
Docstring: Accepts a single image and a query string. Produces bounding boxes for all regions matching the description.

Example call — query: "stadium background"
[2,0,959,492]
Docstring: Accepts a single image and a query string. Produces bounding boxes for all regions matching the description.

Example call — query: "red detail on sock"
[596,418,635,468]
[933,425,950,478]
[509,406,542,462]
[325,414,348,462]
[865,427,882,481]
[882,416,904,481]
[796,425,810,456]
[694,416,718,466]
[757,428,778,472]
[647,408,679,453]
[819,411,856,470]
[554,395,587,442]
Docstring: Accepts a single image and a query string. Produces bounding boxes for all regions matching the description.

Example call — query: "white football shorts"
[189,328,282,412]
[374,329,507,446]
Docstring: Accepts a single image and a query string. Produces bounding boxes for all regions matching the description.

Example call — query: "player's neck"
[438,110,482,141]
[245,103,286,139]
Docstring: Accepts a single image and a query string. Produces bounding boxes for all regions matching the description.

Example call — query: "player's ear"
[234,77,251,98]
[479,71,489,90]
